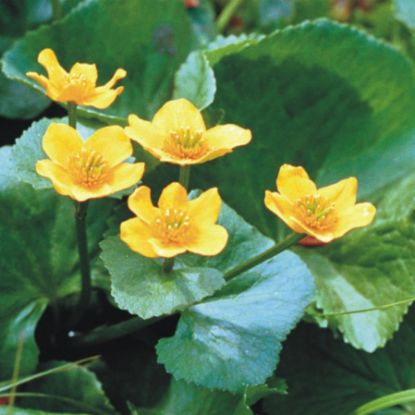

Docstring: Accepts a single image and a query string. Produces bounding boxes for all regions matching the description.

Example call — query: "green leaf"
[157,250,315,392]
[138,379,280,415]
[3,0,197,123]
[0,409,87,415]
[100,236,225,319]
[394,0,415,31]
[194,19,415,350]
[0,148,114,379]
[173,34,263,110]
[20,361,116,415]
[187,0,216,45]
[263,309,415,415]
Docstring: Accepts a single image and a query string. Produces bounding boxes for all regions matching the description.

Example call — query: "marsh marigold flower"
[264,164,376,244]
[36,124,144,202]
[120,182,228,258]
[26,48,126,108]
[125,99,251,165]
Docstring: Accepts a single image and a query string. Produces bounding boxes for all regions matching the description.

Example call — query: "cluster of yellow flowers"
[28,49,376,260]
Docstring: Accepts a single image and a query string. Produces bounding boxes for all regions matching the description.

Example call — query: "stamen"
[163,127,208,160]
[295,194,337,229]
[69,148,109,188]
[153,208,190,242]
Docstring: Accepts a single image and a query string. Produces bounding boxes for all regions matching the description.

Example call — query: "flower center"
[153,208,190,243]
[68,148,109,188]
[295,194,337,229]
[163,127,209,160]
[64,73,94,97]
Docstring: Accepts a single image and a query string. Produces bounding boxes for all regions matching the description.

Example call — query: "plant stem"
[67,103,77,128]
[216,0,244,33]
[51,0,62,21]
[179,165,191,189]
[7,336,24,415]
[162,166,191,273]
[70,316,162,348]
[354,388,415,415]
[71,202,91,327]
[224,233,303,280]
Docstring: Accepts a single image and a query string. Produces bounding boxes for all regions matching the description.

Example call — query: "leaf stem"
[69,316,162,348]
[68,103,77,128]
[50,0,62,21]
[7,336,24,415]
[71,202,91,327]
[224,233,304,280]
[354,388,415,415]
[216,0,244,33]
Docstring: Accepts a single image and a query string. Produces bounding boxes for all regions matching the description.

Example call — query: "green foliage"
[19,362,115,414]
[193,18,415,350]
[0,147,113,379]
[263,309,415,415]
[2,0,197,123]
[157,250,315,392]
[101,236,225,319]
[394,0,415,30]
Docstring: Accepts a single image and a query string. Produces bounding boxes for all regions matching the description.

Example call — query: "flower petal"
[334,202,376,238]
[187,224,228,256]
[86,126,132,167]
[42,123,83,167]
[108,162,145,194]
[128,186,159,224]
[152,98,206,134]
[158,182,189,210]
[148,239,187,258]
[101,68,127,89]
[70,184,115,202]
[37,48,67,83]
[276,164,317,202]
[189,187,221,224]
[264,190,305,234]
[82,86,124,109]
[69,62,98,84]
[120,218,158,258]
[125,114,165,150]
[26,72,49,89]
[36,160,73,197]
[205,124,251,150]
[319,177,357,211]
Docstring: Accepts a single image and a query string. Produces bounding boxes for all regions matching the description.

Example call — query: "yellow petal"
[69,62,98,84]
[101,68,127,89]
[108,162,145,193]
[82,86,124,109]
[42,123,83,167]
[26,72,49,89]
[277,164,317,202]
[158,182,189,210]
[152,98,206,134]
[147,239,187,258]
[319,177,357,211]
[120,218,158,258]
[86,126,132,167]
[71,183,115,202]
[189,187,221,224]
[205,124,252,150]
[264,190,306,234]
[125,114,164,150]
[334,202,376,238]
[36,159,73,197]
[128,186,159,224]
[187,224,228,256]
[37,48,67,83]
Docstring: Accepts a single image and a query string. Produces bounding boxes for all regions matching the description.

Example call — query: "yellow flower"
[36,124,144,202]
[125,98,251,165]
[264,164,376,243]
[120,183,228,258]
[26,48,126,108]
